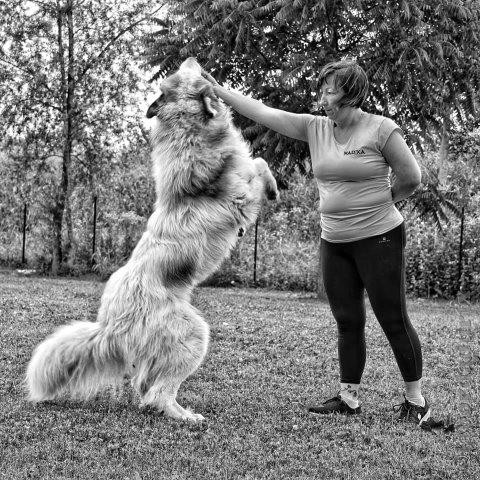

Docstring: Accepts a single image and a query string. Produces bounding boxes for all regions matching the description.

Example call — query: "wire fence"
[1,196,478,300]
[5,197,267,286]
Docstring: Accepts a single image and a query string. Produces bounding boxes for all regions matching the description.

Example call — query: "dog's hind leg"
[134,306,209,422]
[141,377,205,422]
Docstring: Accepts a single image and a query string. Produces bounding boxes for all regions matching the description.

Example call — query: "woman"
[203,59,430,425]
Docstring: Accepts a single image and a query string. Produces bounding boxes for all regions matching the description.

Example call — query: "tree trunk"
[65,197,74,265]
[51,204,64,275]
[438,114,449,185]
[51,135,72,275]
[52,0,75,275]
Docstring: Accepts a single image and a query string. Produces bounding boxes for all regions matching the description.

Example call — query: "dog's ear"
[202,94,217,118]
[146,91,164,118]
[197,84,218,118]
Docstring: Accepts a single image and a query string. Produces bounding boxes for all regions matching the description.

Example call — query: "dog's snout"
[146,92,164,119]
[267,188,279,201]
[146,104,158,119]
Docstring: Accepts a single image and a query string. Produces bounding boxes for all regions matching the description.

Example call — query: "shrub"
[203,171,321,291]
[1,169,478,300]
[207,176,480,300]
[404,203,480,301]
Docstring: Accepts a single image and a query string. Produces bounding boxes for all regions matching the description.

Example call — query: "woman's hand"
[201,69,220,87]
[383,131,422,203]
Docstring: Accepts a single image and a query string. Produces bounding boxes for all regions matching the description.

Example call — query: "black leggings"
[321,223,422,383]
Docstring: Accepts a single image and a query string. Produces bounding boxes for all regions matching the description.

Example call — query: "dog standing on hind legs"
[26,57,278,422]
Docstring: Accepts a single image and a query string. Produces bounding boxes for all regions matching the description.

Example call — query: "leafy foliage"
[0,0,159,273]
[0,138,154,275]
[402,123,480,230]
[145,0,480,180]
[404,155,462,230]
[405,211,480,300]
[205,168,480,299]
[1,0,478,292]
[2,143,479,299]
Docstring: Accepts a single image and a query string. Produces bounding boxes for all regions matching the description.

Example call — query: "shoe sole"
[308,407,361,415]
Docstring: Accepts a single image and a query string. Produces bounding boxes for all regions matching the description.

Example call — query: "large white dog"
[26,57,278,422]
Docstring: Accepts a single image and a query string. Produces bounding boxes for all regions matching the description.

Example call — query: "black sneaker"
[309,395,361,415]
[393,395,431,425]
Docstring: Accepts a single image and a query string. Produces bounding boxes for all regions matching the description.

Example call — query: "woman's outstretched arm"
[203,71,309,142]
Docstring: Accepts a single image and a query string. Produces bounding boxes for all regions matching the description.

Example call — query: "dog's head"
[146,58,220,122]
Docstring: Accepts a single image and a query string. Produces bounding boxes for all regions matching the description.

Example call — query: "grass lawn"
[0,272,479,480]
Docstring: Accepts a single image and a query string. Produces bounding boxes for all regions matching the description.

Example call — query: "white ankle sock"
[340,383,360,409]
[404,379,425,407]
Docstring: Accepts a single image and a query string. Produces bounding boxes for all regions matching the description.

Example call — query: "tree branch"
[78,5,165,82]
[0,55,34,77]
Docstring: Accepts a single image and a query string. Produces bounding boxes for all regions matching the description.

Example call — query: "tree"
[144,0,480,297]
[145,0,480,182]
[362,1,480,178]
[0,0,161,273]
[403,117,480,231]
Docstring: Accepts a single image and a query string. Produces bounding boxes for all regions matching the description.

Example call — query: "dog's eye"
[163,90,179,103]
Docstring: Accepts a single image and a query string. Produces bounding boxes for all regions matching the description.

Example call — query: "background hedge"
[2,171,478,301]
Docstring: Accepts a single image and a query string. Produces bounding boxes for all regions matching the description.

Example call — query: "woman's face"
[318,75,345,120]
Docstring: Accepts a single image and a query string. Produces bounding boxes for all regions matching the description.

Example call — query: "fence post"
[92,195,98,267]
[21,203,27,264]
[253,218,259,284]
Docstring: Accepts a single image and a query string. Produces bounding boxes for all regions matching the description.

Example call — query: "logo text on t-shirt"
[344,148,366,155]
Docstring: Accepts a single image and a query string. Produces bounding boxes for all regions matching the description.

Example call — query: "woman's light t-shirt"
[302,111,404,243]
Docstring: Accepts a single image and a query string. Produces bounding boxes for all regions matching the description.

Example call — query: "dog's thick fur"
[26,58,278,421]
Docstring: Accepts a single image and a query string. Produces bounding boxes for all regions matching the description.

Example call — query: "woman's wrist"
[213,84,237,106]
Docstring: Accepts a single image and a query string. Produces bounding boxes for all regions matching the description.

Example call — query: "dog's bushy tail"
[26,321,125,402]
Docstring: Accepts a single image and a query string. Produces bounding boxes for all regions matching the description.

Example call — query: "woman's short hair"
[318,59,369,108]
